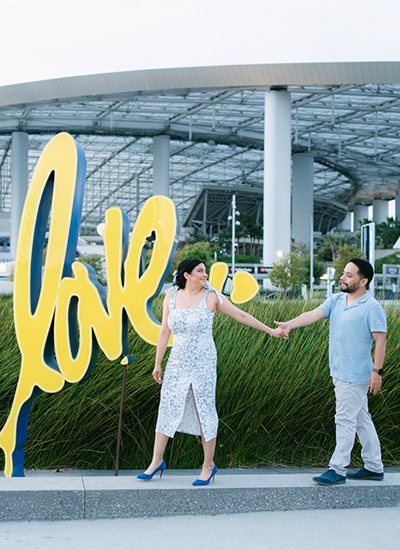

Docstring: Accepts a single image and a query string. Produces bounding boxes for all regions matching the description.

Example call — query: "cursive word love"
[0,132,259,477]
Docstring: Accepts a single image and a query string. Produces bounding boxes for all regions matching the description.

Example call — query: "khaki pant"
[329,378,383,477]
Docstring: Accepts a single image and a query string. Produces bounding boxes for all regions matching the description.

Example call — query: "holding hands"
[271,322,290,339]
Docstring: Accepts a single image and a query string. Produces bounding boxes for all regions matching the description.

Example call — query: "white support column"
[291,153,314,249]
[153,135,170,196]
[353,204,369,230]
[372,199,388,224]
[10,131,29,259]
[263,89,292,266]
[337,211,352,231]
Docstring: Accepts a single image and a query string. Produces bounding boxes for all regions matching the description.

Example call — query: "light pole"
[228,194,240,275]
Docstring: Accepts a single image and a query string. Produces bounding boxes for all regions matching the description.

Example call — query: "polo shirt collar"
[342,291,370,308]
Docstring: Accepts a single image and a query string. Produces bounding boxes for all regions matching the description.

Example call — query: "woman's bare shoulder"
[163,290,172,305]
[206,288,220,311]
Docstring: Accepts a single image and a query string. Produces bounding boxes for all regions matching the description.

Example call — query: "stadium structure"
[0,61,400,267]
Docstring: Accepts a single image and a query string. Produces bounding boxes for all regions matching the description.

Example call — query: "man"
[275,258,386,486]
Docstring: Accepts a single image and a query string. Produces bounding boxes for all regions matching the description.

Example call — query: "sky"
[1,0,400,87]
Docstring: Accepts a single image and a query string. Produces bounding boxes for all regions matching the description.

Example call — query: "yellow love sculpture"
[0,132,259,477]
[0,133,178,477]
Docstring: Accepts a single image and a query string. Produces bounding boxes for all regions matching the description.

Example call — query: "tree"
[162,240,217,283]
[375,217,400,249]
[80,253,106,285]
[186,229,212,244]
[298,253,325,284]
[269,252,308,296]
[180,241,215,273]
[249,224,263,258]
[236,212,252,255]
[316,232,356,262]
[291,242,325,285]
[233,221,244,255]
[375,251,400,274]
[216,228,231,254]
[357,218,371,229]
[332,244,365,284]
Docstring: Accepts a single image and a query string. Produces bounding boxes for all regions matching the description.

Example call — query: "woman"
[138,258,285,485]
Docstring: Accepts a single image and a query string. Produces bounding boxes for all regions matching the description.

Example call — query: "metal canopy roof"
[0,62,400,236]
[184,186,348,236]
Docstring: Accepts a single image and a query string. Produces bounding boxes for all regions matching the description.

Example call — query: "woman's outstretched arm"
[212,293,286,338]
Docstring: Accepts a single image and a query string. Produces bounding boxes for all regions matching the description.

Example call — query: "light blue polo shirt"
[318,292,387,384]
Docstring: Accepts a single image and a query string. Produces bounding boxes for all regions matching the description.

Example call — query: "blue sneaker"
[312,469,346,486]
[346,467,384,481]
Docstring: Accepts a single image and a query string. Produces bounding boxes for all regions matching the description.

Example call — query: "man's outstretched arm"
[274,308,327,337]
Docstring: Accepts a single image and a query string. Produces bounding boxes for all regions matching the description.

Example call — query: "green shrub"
[80,254,105,285]
[333,244,365,283]
[375,252,400,274]
[269,253,308,295]
[216,254,259,264]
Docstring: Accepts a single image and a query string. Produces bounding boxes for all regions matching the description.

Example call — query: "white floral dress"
[155,283,223,442]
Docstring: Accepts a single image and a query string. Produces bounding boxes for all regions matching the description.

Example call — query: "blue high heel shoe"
[137,460,166,480]
[192,464,218,486]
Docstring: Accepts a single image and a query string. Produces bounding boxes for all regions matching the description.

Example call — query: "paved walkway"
[0,507,399,550]
[0,468,399,549]
[1,468,399,522]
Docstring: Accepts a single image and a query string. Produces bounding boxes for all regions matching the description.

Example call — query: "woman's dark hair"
[349,258,374,288]
[175,258,205,289]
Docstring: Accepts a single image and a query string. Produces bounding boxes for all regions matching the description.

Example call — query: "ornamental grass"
[0,293,399,472]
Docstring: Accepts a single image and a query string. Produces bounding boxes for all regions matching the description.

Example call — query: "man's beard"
[341,281,360,293]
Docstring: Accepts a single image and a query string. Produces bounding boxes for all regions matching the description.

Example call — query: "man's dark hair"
[349,258,374,288]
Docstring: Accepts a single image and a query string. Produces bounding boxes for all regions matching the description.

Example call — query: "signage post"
[361,222,375,297]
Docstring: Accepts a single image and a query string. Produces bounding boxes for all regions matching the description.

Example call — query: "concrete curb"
[0,471,399,522]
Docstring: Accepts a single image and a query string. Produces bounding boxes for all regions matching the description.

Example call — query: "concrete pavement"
[0,468,399,521]
[0,468,399,549]
[0,507,399,550]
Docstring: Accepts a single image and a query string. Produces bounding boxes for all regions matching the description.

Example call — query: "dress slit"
[189,383,205,437]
